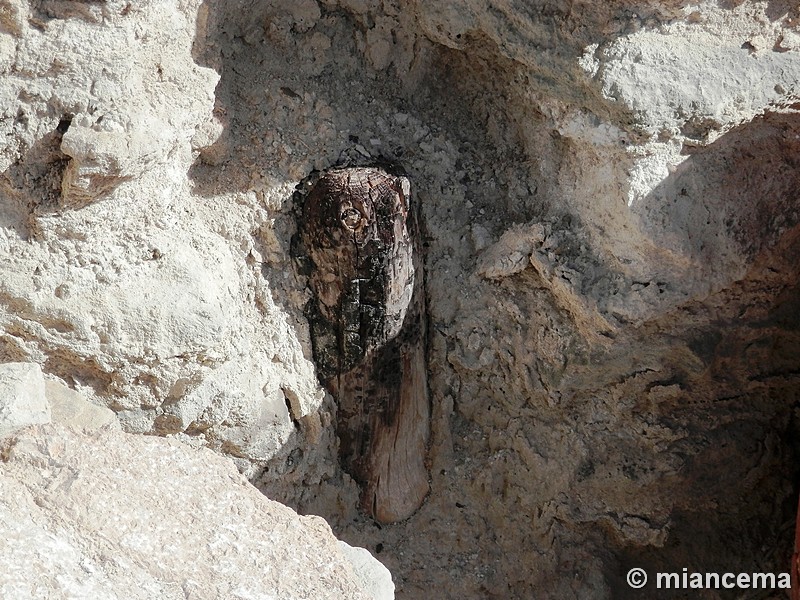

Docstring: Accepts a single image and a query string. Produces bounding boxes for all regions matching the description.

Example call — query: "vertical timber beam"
[297,166,430,523]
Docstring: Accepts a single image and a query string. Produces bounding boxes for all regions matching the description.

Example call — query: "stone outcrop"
[0,425,384,599]
[0,0,798,598]
[0,363,392,599]
[0,0,322,473]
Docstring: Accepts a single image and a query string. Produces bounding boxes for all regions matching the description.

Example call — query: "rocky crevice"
[0,0,798,598]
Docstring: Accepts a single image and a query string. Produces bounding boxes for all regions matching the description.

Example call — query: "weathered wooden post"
[295,165,430,523]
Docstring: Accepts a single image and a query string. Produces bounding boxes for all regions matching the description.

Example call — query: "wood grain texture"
[296,166,429,523]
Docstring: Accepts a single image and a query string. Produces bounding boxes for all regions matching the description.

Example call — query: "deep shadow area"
[603,133,800,595]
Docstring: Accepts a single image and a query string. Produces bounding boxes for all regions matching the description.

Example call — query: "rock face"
[0,363,391,599]
[338,541,396,600]
[0,423,378,600]
[0,0,798,598]
[0,362,50,437]
[0,0,322,471]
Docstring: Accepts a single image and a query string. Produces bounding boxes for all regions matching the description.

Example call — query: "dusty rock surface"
[45,378,119,432]
[0,0,799,598]
[338,541,396,600]
[0,361,49,437]
[0,421,379,600]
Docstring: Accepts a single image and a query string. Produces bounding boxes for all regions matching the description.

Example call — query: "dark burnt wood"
[296,166,429,523]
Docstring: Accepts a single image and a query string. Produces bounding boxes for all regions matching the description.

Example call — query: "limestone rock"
[45,380,118,432]
[0,0,798,598]
[0,0,324,476]
[0,362,50,438]
[0,424,378,600]
[475,223,545,281]
[337,541,395,600]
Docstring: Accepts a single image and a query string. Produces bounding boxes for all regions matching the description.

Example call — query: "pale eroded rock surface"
[338,541,395,600]
[0,423,375,600]
[45,379,119,432]
[0,0,798,598]
[0,0,322,470]
[0,361,49,437]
